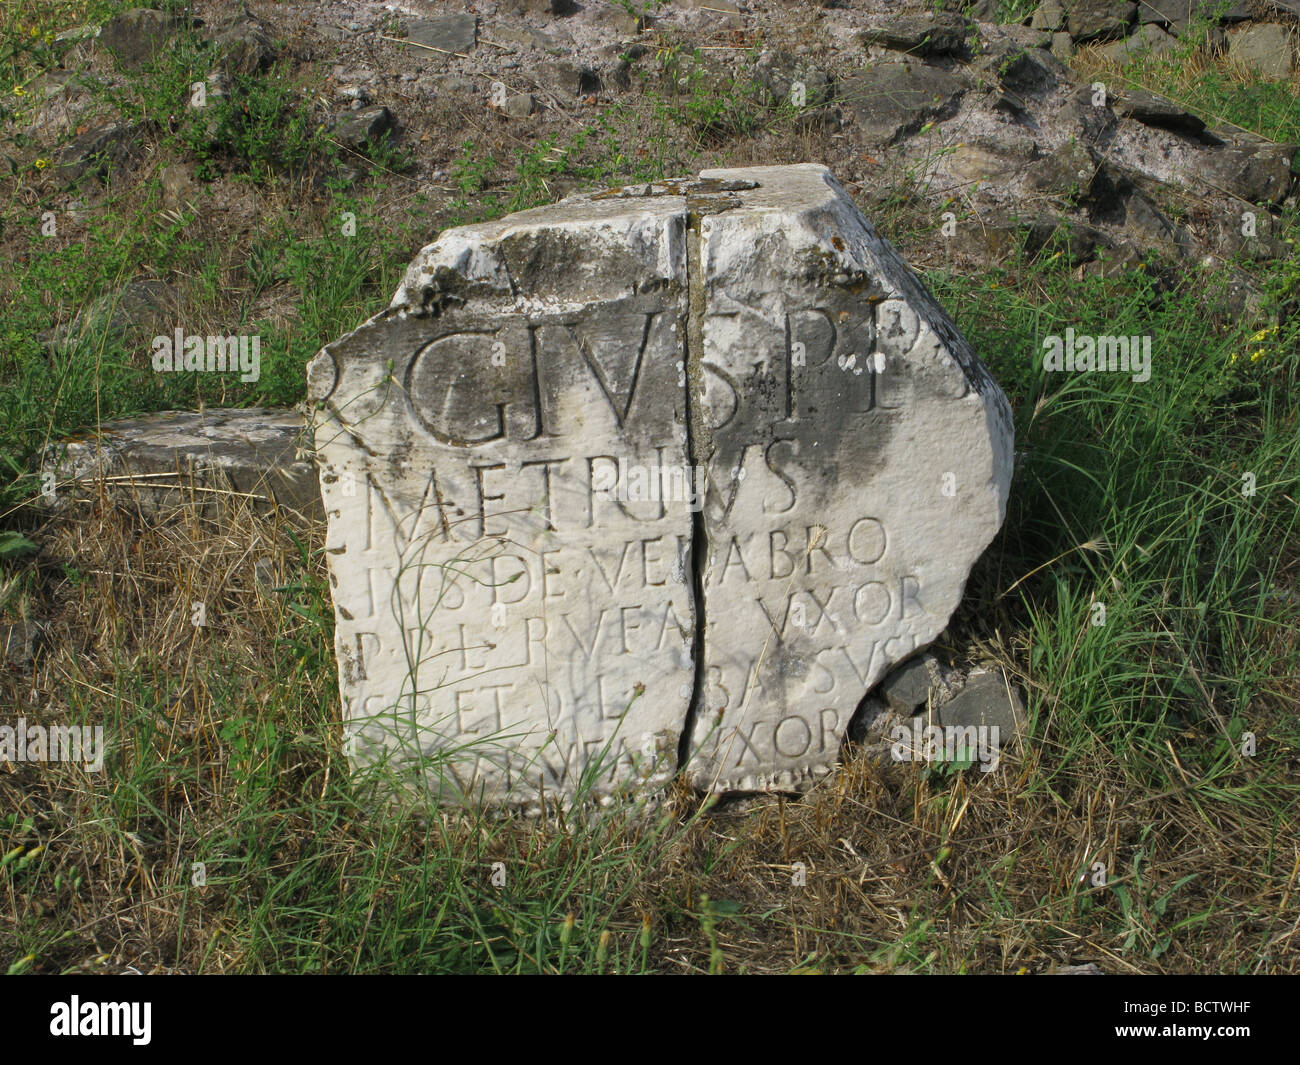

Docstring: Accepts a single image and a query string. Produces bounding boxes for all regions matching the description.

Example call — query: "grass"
[1,0,1299,974]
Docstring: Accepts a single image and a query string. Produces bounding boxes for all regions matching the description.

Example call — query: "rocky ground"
[13,1,1300,324]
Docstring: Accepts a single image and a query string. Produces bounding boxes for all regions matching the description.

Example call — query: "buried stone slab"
[309,164,1012,807]
[40,408,319,519]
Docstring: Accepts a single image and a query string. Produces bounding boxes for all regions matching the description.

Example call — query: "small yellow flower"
[1251,350,1264,363]
[12,85,25,97]
[29,26,38,37]
[34,157,48,169]
[1229,352,1239,364]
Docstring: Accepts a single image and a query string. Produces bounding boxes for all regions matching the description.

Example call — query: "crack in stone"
[676,203,710,780]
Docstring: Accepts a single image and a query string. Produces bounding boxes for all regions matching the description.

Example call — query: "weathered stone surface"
[678,0,743,29]
[309,165,1012,805]
[0,622,48,669]
[1024,139,1098,198]
[41,409,319,519]
[1096,22,1177,64]
[1112,88,1206,135]
[537,59,602,103]
[505,0,577,14]
[1065,0,1136,43]
[840,64,966,145]
[503,92,536,118]
[98,8,191,69]
[684,165,1012,791]
[406,15,477,56]
[207,13,277,77]
[752,52,834,109]
[976,42,1071,97]
[310,185,697,808]
[56,121,137,187]
[1227,23,1295,80]
[877,653,945,714]
[1031,1,1066,31]
[936,669,1026,735]
[330,105,394,151]
[860,13,975,58]
[1196,143,1296,205]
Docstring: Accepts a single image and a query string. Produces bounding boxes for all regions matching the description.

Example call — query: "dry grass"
[2,486,1297,974]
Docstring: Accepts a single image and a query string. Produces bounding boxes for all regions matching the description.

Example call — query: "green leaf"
[0,530,37,560]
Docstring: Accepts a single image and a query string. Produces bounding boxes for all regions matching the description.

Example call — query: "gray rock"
[1135,0,1249,27]
[405,14,477,57]
[678,0,742,29]
[160,164,198,209]
[877,653,947,713]
[1112,88,1206,135]
[945,138,1037,185]
[55,122,137,187]
[208,13,276,76]
[97,7,191,69]
[840,63,966,145]
[996,26,1055,49]
[1024,138,1098,199]
[586,5,646,34]
[977,41,1072,96]
[861,12,976,58]
[1096,22,1178,64]
[503,92,535,118]
[1227,23,1295,81]
[1136,0,1183,25]
[1122,188,1187,252]
[330,106,393,151]
[537,59,602,103]
[1051,30,1075,58]
[1031,1,1066,31]
[0,622,48,669]
[1065,0,1136,42]
[489,24,557,50]
[41,409,319,520]
[1199,143,1295,205]
[504,0,577,13]
[936,669,1026,736]
[311,179,699,809]
[681,165,1014,793]
[753,51,834,108]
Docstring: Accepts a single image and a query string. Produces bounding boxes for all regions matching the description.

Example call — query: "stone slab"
[683,165,1013,791]
[309,165,1014,807]
[40,408,319,519]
